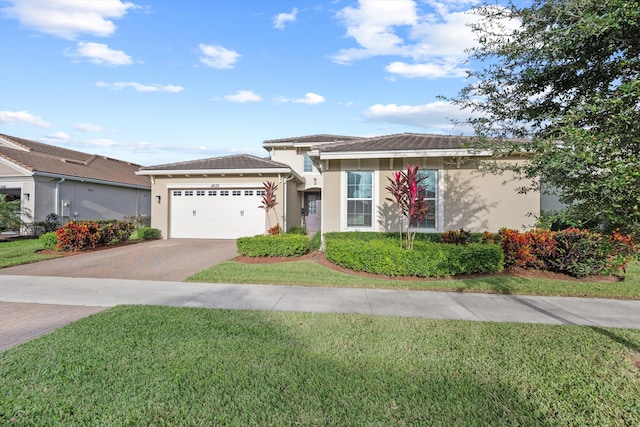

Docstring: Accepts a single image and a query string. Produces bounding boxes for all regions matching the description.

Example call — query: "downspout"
[283,174,296,232]
[55,178,65,217]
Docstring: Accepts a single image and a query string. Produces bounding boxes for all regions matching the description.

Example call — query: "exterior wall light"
[156,195,161,204]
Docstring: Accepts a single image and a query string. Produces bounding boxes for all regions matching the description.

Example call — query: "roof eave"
[136,167,294,176]
[318,149,494,160]
[33,171,150,190]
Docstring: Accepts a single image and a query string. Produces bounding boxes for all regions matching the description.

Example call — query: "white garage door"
[170,188,265,239]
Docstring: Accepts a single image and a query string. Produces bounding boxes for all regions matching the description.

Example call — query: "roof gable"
[138,154,292,172]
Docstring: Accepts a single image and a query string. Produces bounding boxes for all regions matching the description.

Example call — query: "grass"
[0,238,61,268]
[1,306,638,425]
[187,258,640,300]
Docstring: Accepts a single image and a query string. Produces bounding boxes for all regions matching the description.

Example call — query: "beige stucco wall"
[149,174,291,238]
[270,146,322,191]
[320,157,540,234]
[442,159,538,232]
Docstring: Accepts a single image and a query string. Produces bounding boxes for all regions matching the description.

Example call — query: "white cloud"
[67,42,133,66]
[273,7,298,30]
[293,93,326,105]
[224,90,263,103]
[1,0,137,40]
[198,43,240,69]
[363,101,476,133]
[385,61,467,79]
[333,0,486,79]
[0,110,51,127]
[46,131,69,139]
[96,81,183,93]
[332,0,418,63]
[75,123,106,132]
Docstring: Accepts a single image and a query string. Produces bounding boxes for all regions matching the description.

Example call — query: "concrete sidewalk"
[2,275,639,330]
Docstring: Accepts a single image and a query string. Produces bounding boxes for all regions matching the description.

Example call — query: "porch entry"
[304,192,321,232]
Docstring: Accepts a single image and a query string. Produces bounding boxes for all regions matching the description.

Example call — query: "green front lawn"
[1,306,638,425]
[0,238,61,268]
[188,259,640,299]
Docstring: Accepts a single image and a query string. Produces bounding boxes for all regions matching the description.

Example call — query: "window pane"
[347,171,372,199]
[347,201,372,227]
[303,155,313,173]
[418,170,437,199]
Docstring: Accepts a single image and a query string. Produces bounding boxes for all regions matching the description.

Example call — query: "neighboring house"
[139,133,541,239]
[137,154,302,239]
[0,134,151,232]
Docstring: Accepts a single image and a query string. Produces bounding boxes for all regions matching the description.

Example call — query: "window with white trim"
[303,155,313,173]
[220,190,229,196]
[184,190,193,196]
[196,190,205,196]
[173,191,182,196]
[232,190,241,196]
[346,171,373,227]
[256,190,266,196]
[244,190,254,196]
[415,170,437,229]
[208,190,217,196]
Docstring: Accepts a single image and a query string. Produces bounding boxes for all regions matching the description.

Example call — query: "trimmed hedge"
[325,237,503,278]
[323,231,488,244]
[130,227,160,240]
[237,234,310,257]
[39,231,58,249]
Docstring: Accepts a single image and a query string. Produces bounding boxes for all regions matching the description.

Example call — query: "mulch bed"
[233,251,622,283]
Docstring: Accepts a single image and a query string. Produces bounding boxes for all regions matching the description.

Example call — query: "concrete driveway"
[0,239,238,282]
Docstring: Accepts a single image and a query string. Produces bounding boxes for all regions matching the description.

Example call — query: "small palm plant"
[258,181,280,234]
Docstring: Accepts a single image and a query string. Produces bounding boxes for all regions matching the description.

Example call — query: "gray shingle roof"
[0,134,150,188]
[139,154,291,172]
[318,133,469,152]
[263,134,362,145]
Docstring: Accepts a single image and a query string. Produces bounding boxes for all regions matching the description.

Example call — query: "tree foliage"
[0,194,25,232]
[451,0,640,236]
[385,165,429,249]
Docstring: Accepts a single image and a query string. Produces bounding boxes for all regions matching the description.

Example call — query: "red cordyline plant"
[258,181,280,234]
[385,164,429,250]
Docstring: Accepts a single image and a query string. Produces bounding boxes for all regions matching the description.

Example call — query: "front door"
[305,193,321,231]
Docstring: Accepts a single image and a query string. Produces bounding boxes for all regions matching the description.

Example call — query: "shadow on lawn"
[589,326,640,353]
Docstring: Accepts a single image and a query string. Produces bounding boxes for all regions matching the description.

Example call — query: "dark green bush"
[130,227,160,240]
[325,238,503,278]
[237,234,310,257]
[39,231,58,249]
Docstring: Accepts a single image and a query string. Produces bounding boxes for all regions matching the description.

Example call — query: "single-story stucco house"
[137,133,543,239]
[0,133,151,231]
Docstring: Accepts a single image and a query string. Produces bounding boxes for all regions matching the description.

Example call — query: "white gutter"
[55,178,65,216]
[283,174,296,232]
[318,149,494,160]
[34,171,150,190]
[136,168,293,176]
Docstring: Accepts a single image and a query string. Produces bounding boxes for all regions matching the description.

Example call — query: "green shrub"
[309,232,322,252]
[39,231,59,249]
[237,234,310,257]
[286,226,307,235]
[130,227,160,240]
[442,228,472,245]
[325,238,503,278]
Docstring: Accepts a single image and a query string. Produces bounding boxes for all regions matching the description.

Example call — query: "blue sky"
[0,0,493,166]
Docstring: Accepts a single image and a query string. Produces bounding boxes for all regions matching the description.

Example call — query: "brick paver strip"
[0,302,107,351]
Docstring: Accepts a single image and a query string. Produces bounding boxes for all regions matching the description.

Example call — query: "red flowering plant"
[385,165,429,250]
[259,181,280,235]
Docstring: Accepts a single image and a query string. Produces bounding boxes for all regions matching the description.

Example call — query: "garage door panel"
[170,189,265,239]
